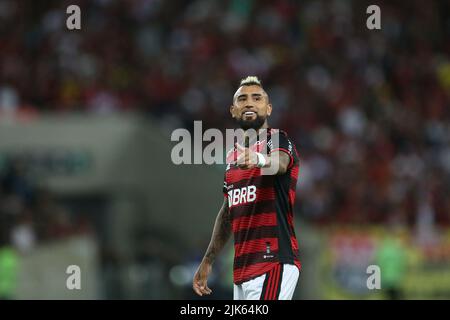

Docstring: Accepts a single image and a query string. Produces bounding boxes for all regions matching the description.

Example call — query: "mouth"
[242,111,257,118]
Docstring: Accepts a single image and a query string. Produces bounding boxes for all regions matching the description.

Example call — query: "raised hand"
[235,142,258,169]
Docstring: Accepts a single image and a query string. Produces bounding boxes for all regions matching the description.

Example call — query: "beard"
[236,114,266,130]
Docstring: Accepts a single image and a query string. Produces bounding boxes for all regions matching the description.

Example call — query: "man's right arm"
[203,197,231,264]
[193,197,231,296]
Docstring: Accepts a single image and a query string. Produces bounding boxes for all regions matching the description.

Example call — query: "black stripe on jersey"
[230,199,275,219]
[260,268,273,300]
[234,251,279,270]
[273,264,284,299]
[274,172,296,264]
[286,213,296,236]
[233,225,278,244]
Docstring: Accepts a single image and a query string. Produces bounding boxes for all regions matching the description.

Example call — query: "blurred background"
[0,0,449,299]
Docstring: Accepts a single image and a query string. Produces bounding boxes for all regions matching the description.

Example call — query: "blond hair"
[239,76,262,87]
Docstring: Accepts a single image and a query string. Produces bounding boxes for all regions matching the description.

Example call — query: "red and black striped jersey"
[223,129,301,285]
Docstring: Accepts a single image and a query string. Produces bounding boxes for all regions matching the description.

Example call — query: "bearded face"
[230,85,272,131]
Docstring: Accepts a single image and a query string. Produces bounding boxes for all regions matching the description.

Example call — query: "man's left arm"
[235,144,292,175]
[262,150,291,174]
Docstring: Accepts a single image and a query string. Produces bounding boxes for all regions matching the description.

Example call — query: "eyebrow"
[236,93,263,99]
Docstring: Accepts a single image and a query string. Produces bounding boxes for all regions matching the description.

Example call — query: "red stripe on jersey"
[286,212,294,227]
[233,262,277,285]
[290,166,299,179]
[226,168,261,184]
[234,237,279,257]
[271,265,282,299]
[265,267,274,300]
[291,236,299,251]
[289,189,296,205]
[230,199,275,219]
[268,264,281,300]
[232,212,277,233]
[287,212,294,228]
[265,268,275,300]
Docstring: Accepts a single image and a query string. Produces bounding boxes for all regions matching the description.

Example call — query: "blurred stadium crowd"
[0,158,91,251]
[0,157,94,299]
[1,0,449,228]
[0,0,450,300]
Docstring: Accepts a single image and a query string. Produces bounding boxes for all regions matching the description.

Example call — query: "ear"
[267,104,272,117]
[230,104,236,118]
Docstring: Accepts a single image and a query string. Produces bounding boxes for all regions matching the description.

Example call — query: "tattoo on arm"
[204,198,231,264]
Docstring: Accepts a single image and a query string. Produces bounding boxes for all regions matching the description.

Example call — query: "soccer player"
[193,76,301,300]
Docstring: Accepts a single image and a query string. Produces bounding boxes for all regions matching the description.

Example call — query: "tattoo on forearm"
[204,202,231,264]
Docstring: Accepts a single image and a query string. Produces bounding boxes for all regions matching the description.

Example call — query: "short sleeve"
[268,130,299,169]
[223,170,229,197]
[223,179,228,197]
